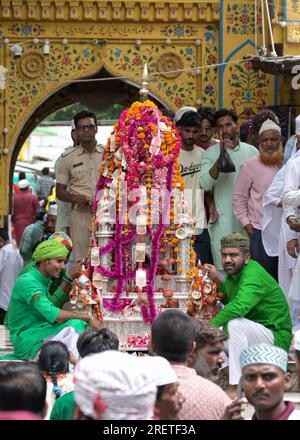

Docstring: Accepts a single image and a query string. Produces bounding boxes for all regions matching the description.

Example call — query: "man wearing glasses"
[56,111,104,261]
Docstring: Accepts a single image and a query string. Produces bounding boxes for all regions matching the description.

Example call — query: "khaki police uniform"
[56,144,104,261]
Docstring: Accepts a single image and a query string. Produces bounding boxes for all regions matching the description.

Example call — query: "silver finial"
[139,63,149,102]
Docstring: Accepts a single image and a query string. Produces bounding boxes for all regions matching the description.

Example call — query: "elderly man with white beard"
[233,119,283,280]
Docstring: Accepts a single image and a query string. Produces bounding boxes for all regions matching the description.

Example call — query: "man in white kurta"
[280,155,300,325]
[199,109,257,270]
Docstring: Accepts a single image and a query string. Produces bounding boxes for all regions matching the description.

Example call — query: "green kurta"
[19,261,67,296]
[211,260,292,352]
[4,266,87,360]
[199,141,258,269]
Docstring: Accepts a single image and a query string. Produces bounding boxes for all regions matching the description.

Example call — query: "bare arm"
[56,183,89,207]
[55,309,102,330]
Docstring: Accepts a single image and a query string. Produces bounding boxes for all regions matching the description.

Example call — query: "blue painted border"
[284,0,287,21]
[219,39,256,108]
[219,0,224,108]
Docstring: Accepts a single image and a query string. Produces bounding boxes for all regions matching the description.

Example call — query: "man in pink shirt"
[233,119,283,280]
[151,310,231,420]
[12,179,40,247]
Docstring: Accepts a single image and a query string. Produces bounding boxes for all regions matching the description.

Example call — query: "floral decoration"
[226,4,262,35]
[202,25,218,109]
[105,43,197,109]
[228,61,269,114]
[93,100,184,323]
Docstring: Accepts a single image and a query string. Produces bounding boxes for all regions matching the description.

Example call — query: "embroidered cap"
[221,233,250,251]
[240,343,288,372]
[258,119,281,135]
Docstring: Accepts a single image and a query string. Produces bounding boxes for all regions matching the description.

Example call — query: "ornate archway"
[0,1,278,217]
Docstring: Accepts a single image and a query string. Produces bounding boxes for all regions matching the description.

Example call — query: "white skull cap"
[258,119,281,135]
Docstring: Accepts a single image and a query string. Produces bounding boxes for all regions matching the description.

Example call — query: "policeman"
[56,111,104,261]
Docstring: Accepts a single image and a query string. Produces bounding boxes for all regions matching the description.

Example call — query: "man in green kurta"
[2,240,100,361]
[199,109,258,271]
[205,233,292,398]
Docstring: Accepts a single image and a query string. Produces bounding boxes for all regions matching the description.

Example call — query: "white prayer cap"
[174,106,197,123]
[139,355,178,387]
[74,350,157,420]
[71,120,76,130]
[240,343,287,372]
[293,329,300,351]
[295,115,300,135]
[18,179,30,189]
[47,204,57,216]
[258,119,281,135]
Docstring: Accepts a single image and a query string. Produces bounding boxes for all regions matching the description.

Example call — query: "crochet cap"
[258,119,281,135]
[240,343,288,373]
[221,233,250,251]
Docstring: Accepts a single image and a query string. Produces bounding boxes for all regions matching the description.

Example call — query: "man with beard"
[188,319,227,383]
[205,233,292,399]
[199,109,257,274]
[224,344,300,420]
[233,119,283,280]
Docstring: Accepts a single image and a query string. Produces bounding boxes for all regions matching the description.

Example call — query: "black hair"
[77,328,119,358]
[177,111,201,128]
[18,171,26,180]
[194,318,227,350]
[38,341,70,400]
[151,310,195,363]
[160,108,175,119]
[35,208,46,221]
[214,108,238,125]
[0,362,46,415]
[74,111,97,128]
[0,228,9,242]
[42,167,49,175]
[197,107,215,126]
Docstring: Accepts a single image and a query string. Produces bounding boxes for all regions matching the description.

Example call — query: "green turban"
[221,233,250,251]
[32,240,69,262]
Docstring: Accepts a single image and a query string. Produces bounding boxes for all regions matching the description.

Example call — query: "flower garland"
[93,100,182,323]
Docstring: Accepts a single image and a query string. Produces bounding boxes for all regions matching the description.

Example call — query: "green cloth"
[19,220,44,266]
[221,233,250,251]
[211,260,292,352]
[32,240,68,262]
[50,391,75,420]
[19,261,68,297]
[2,266,87,360]
[199,141,258,269]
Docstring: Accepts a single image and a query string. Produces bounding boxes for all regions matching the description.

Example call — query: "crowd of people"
[1,105,300,420]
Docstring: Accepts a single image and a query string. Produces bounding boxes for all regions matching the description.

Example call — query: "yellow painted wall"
[0,1,283,215]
